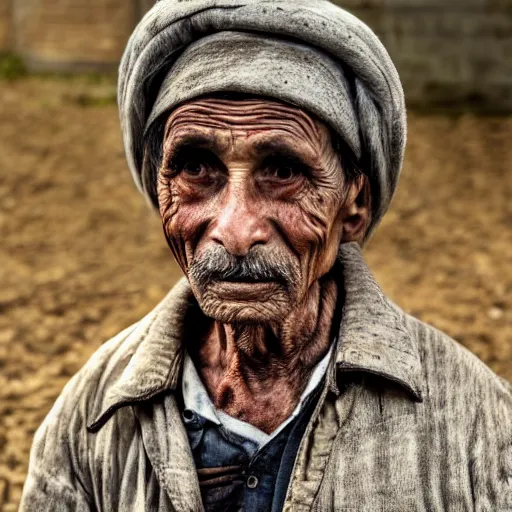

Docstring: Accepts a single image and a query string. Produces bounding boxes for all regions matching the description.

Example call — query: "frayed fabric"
[118,0,407,242]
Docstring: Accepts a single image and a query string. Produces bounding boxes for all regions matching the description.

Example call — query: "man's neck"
[191,276,339,434]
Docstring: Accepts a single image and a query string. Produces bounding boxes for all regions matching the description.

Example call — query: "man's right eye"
[182,162,208,177]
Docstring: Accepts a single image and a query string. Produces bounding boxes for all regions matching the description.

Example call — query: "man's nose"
[210,185,271,257]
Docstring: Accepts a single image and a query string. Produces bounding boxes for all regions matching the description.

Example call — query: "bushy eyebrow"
[165,133,223,167]
[254,140,314,172]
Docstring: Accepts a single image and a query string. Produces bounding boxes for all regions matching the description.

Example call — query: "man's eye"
[267,166,297,181]
[182,162,208,177]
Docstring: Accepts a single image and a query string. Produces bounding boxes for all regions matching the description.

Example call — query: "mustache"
[189,245,296,287]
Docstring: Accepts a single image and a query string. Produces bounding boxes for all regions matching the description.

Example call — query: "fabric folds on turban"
[118,0,407,242]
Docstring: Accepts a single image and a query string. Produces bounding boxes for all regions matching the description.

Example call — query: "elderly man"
[21,1,512,511]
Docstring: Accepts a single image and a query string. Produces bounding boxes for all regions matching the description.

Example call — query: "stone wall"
[1,0,511,110]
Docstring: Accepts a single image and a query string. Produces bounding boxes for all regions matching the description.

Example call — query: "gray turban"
[118,0,406,242]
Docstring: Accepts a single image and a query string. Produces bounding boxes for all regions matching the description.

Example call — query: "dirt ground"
[0,77,511,511]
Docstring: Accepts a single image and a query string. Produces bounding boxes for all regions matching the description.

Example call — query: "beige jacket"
[20,243,512,511]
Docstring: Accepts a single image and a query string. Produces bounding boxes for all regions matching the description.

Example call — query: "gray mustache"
[189,246,293,286]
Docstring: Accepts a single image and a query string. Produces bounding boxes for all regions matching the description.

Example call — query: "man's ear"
[340,174,371,243]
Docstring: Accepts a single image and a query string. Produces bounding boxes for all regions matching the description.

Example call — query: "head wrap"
[118,0,407,242]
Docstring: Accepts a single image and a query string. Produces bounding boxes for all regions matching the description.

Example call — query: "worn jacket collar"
[87,242,423,432]
[335,243,423,399]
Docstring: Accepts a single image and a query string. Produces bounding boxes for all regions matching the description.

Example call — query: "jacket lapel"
[134,394,204,512]
[87,278,193,432]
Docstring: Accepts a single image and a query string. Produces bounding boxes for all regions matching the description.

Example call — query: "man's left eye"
[260,156,308,185]
[263,163,303,182]
[268,166,296,180]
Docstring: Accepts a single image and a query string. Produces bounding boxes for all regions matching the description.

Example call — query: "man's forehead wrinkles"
[170,115,320,139]
[166,97,323,144]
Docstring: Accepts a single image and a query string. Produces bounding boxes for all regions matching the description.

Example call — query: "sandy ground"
[0,77,511,510]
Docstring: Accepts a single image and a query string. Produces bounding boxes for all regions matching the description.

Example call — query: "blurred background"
[0,0,511,510]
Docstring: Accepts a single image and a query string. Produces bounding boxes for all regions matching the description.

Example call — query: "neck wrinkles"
[192,274,339,434]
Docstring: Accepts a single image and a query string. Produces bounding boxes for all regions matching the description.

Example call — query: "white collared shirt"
[181,342,335,449]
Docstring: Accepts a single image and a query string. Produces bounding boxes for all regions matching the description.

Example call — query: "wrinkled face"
[157,97,367,324]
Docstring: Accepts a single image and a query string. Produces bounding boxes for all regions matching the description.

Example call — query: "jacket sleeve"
[19,370,95,512]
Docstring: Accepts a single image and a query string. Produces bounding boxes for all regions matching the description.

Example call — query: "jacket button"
[246,475,259,489]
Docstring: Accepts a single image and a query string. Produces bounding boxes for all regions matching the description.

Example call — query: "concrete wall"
[1,0,511,110]
[346,0,512,110]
